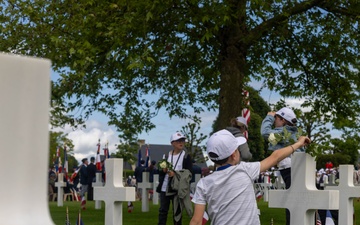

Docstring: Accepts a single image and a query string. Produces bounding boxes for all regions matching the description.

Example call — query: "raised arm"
[260,136,310,172]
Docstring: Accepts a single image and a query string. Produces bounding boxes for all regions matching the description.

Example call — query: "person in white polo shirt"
[190,129,309,225]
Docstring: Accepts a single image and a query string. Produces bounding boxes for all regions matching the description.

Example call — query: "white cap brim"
[235,136,247,146]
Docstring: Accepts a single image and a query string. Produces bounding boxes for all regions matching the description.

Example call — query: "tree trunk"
[217,26,248,131]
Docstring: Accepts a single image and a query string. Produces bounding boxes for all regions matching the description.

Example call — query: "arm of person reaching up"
[260,136,310,172]
[260,112,276,139]
[190,204,206,225]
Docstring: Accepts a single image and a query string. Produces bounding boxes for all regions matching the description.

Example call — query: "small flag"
[145,145,150,168]
[127,201,134,213]
[103,141,110,159]
[63,145,69,180]
[76,210,84,225]
[70,167,80,182]
[80,196,86,210]
[256,191,263,201]
[137,149,142,167]
[71,187,79,201]
[58,157,63,173]
[96,139,102,171]
[325,210,335,225]
[316,210,322,225]
[190,192,209,224]
[65,206,71,225]
[54,146,61,172]
[202,211,209,225]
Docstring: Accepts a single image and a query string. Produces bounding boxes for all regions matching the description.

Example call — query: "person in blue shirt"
[261,107,303,225]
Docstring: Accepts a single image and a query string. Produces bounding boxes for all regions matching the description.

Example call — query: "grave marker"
[260,174,272,202]
[94,158,135,225]
[269,153,339,225]
[0,53,54,224]
[55,173,66,206]
[325,165,360,225]
[137,172,152,212]
[93,172,103,209]
[153,174,159,205]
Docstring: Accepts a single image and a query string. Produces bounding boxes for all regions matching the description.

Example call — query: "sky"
[51,77,310,163]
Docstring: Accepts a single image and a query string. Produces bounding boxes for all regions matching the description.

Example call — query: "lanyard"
[171,150,183,170]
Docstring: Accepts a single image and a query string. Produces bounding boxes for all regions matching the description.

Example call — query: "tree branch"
[246,0,326,46]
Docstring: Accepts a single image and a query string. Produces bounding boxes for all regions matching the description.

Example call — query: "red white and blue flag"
[63,145,69,180]
[96,139,101,171]
[145,145,150,168]
[190,192,209,224]
[316,210,322,225]
[58,157,63,173]
[70,167,80,182]
[325,210,335,225]
[103,141,110,159]
[241,90,250,139]
[54,146,61,172]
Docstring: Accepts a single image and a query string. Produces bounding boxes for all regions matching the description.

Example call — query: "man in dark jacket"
[79,158,88,209]
[87,157,97,200]
[134,159,147,200]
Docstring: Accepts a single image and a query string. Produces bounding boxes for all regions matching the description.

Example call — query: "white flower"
[268,133,278,146]
[159,161,168,169]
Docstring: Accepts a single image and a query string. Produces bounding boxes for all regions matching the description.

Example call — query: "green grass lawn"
[49,198,360,224]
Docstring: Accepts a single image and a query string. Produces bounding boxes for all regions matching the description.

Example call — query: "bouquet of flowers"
[157,159,173,171]
[268,127,303,147]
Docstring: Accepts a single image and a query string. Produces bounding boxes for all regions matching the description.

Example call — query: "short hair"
[208,152,229,165]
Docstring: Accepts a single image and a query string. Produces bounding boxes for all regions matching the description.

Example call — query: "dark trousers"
[87,182,93,201]
[158,192,182,225]
[280,168,291,225]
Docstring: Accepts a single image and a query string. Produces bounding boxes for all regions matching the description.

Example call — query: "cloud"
[50,120,119,163]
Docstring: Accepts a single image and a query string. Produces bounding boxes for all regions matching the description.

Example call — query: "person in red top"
[325,161,333,169]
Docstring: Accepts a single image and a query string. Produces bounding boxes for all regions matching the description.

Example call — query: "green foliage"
[49,131,76,168]
[247,113,266,161]
[112,140,138,165]
[1,1,360,140]
[181,115,208,163]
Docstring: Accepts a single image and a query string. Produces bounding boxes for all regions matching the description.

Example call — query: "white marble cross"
[0,53,54,224]
[94,158,135,225]
[55,173,66,206]
[137,172,152,212]
[152,174,159,205]
[325,165,360,225]
[93,172,103,209]
[269,153,339,225]
[259,174,272,202]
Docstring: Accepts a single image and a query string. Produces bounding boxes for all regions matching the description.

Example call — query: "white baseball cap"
[236,116,248,128]
[275,107,297,125]
[170,132,186,142]
[207,129,241,161]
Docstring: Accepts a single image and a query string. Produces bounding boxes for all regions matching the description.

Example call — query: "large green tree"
[1,1,360,139]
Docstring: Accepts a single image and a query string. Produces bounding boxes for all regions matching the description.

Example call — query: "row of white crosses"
[269,153,360,225]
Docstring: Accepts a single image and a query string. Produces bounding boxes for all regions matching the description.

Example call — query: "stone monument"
[269,153,339,225]
[0,53,54,224]
[94,158,135,225]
